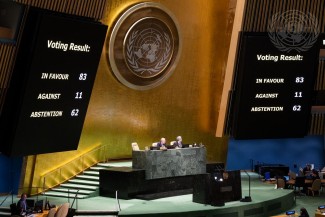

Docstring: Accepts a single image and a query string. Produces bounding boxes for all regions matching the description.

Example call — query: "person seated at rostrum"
[172,136,183,149]
[157,137,167,150]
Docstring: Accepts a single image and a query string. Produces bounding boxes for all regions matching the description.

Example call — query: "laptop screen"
[34,200,43,212]
[182,144,190,148]
[283,176,289,181]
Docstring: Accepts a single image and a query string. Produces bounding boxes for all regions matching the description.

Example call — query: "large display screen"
[231,32,319,139]
[0,8,107,156]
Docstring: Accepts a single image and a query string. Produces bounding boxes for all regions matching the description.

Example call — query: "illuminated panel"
[231,32,319,139]
[0,8,107,156]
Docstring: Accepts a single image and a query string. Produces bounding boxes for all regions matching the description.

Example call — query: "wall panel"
[11,0,236,191]
[15,0,107,20]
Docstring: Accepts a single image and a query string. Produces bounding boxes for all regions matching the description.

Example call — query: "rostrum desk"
[132,147,207,179]
[99,146,241,203]
[100,147,207,199]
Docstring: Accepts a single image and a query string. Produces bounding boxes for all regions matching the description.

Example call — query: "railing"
[1,187,47,208]
[0,191,12,206]
[39,144,109,193]
[19,186,44,200]
[0,187,45,207]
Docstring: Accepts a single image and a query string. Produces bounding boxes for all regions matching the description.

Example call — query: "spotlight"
[213,172,224,182]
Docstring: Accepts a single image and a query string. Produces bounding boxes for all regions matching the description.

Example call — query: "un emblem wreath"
[267,10,319,52]
[125,19,173,78]
[108,3,181,90]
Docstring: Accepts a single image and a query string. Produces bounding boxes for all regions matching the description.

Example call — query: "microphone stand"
[240,170,252,202]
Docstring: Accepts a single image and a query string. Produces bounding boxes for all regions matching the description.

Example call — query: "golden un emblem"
[108,3,181,90]
[125,18,172,78]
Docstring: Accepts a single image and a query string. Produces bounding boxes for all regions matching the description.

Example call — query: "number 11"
[75,92,83,99]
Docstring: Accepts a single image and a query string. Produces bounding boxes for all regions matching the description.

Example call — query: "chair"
[149,142,159,150]
[55,203,69,217]
[289,171,296,180]
[131,142,139,151]
[10,203,20,216]
[308,179,321,196]
[276,178,285,189]
[264,172,271,180]
[294,176,305,195]
[321,178,325,193]
[47,207,57,217]
[287,171,296,189]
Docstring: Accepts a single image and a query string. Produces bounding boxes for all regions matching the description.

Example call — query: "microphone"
[240,170,252,202]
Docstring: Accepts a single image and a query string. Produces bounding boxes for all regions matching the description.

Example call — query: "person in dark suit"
[299,207,309,217]
[17,193,32,216]
[172,136,183,149]
[303,164,312,176]
[311,169,320,180]
[157,137,167,150]
[303,169,320,193]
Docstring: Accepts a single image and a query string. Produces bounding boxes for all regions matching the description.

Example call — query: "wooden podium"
[192,170,242,206]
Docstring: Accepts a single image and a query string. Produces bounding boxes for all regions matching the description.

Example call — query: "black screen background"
[0,8,107,156]
[231,32,319,139]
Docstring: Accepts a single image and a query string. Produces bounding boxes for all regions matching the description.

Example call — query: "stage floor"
[0,162,297,217]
